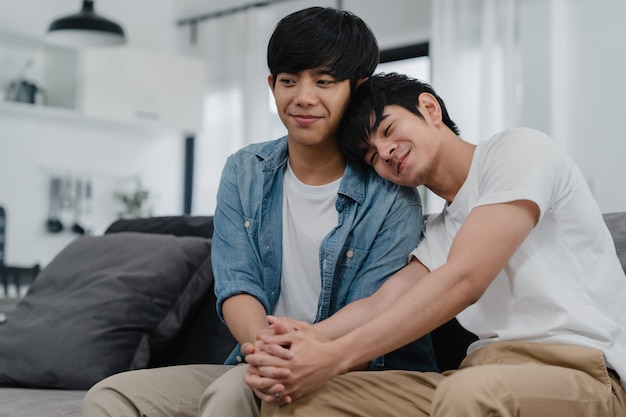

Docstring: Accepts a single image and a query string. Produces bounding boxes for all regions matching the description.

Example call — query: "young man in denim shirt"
[82,8,437,417]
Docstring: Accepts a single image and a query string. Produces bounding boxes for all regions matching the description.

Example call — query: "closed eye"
[368,151,378,167]
[384,122,392,137]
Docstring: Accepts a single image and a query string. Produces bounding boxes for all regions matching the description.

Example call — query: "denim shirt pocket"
[332,245,386,306]
[243,217,260,238]
[336,246,369,277]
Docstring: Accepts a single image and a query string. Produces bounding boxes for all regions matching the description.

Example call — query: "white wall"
[0,0,187,267]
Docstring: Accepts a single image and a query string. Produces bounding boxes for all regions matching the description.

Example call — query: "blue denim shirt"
[212,136,438,372]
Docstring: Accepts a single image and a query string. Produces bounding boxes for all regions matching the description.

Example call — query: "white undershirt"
[273,161,340,323]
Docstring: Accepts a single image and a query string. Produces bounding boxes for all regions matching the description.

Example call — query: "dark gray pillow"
[0,232,212,390]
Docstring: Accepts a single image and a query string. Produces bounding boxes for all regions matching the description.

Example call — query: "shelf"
[1,30,205,135]
[0,100,79,120]
[0,99,184,136]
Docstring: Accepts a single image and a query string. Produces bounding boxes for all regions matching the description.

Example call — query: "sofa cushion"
[0,388,85,417]
[604,211,626,273]
[0,232,212,390]
[105,215,213,238]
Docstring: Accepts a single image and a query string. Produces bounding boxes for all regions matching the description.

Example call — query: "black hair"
[339,72,460,163]
[267,7,379,91]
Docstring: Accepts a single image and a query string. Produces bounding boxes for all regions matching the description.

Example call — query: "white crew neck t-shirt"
[273,162,341,323]
[412,127,626,389]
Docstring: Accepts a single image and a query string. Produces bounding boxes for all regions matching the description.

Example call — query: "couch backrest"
[106,211,626,371]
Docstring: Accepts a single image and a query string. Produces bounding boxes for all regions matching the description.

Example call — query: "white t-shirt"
[273,162,340,322]
[412,127,626,388]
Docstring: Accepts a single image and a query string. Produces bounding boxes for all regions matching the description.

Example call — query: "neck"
[426,133,476,205]
[287,141,346,186]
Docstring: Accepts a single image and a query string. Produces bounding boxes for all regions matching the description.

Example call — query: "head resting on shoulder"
[339,72,461,164]
[267,7,379,92]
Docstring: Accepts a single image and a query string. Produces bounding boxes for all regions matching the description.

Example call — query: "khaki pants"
[262,342,626,417]
[81,364,259,416]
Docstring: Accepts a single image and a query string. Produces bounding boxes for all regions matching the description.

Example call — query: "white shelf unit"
[1,30,206,134]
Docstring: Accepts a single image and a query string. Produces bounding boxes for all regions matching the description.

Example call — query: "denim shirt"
[212,136,438,372]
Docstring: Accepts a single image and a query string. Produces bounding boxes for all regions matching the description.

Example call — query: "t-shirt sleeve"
[473,128,569,222]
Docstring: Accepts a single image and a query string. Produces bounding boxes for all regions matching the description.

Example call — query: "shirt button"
[236,355,242,363]
[346,250,354,258]
[244,220,250,228]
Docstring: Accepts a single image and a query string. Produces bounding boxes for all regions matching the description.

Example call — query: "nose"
[294,81,318,106]
[381,143,396,165]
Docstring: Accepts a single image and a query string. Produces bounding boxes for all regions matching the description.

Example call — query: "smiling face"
[364,104,439,188]
[269,68,352,148]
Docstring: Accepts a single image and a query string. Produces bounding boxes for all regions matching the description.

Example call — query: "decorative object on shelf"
[46,0,126,48]
[44,176,94,235]
[114,177,153,219]
[4,59,47,105]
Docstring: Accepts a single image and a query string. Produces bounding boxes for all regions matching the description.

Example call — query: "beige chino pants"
[262,342,626,417]
[81,364,259,417]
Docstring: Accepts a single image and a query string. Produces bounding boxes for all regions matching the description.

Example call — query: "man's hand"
[245,323,343,403]
[243,316,295,403]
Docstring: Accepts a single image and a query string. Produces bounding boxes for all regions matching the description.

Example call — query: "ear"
[267,74,275,90]
[355,77,368,89]
[417,93,443,125]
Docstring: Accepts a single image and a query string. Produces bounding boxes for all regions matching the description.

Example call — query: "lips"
[292,114,321,126]
[396,151,409,175]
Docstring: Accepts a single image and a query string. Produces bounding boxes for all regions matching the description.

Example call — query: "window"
[377,43,431,83]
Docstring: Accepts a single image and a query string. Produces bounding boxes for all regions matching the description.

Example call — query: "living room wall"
[0,0,186,267]
[1,0,625,269]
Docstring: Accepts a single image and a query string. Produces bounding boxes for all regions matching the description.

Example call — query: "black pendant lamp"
[46,0,126,48]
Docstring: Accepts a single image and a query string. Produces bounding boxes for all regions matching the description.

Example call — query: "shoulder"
[344,162,420,205]
[476,127,566,174]
[230,136,287,159]
[484,127,559,155]
[225,137,288,170]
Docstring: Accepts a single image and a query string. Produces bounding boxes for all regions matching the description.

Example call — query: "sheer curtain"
[430,0,520,144]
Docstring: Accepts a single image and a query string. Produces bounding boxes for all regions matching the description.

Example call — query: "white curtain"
[430,0,520,144]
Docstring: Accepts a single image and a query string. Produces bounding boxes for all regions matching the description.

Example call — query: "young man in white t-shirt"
[244,72,626,417]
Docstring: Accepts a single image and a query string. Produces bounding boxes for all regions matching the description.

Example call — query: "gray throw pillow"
[0,232,212,390]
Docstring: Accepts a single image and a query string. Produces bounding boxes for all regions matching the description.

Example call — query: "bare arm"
[247,200,540,401]
[222,294,269,345]
[312,260,428,341]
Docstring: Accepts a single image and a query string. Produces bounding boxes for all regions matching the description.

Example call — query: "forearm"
[332,202,539,372]
[223,294,269,345]
[332,264,475,373]
[313,261,421,340]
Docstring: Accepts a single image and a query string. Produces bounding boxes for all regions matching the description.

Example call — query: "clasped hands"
[242,315,339,405]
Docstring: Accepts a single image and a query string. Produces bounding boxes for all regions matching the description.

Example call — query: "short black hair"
[339,72,460,163]
[267,7,379,91]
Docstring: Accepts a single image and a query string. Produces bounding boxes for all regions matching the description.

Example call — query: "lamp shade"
[46,0,126,48]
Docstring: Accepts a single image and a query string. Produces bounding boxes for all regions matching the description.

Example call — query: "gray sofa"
[1,212,624,417]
